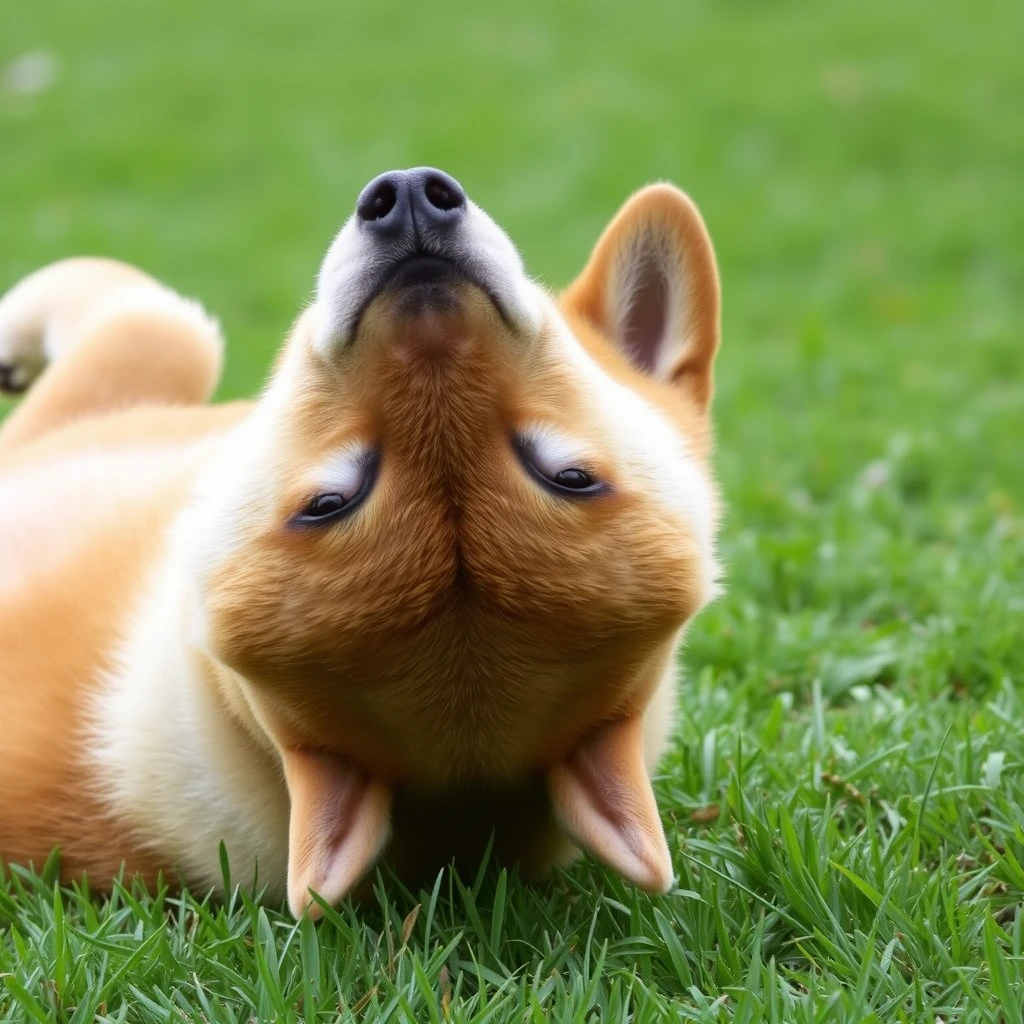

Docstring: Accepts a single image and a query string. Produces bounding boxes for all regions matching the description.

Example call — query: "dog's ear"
[280,748,392,919]
[547,717,672,892]
[563,183,720,412]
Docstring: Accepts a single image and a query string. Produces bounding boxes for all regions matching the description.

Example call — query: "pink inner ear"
[547,718,673,893]
[281,748,392,919]
[619,247,669,374]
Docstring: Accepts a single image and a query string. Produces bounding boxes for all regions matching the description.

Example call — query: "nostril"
[423,174,466,213]
[357,180,398,222]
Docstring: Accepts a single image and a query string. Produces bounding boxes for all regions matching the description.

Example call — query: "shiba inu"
[0,169,721,918]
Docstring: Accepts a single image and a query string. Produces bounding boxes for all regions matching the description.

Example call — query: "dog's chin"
[353,253,509,339]
[352,257,506,359]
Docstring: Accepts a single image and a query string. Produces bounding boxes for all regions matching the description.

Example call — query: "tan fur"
[0,181,721,913]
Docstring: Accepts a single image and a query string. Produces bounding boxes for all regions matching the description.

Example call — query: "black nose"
[355,167,467,243]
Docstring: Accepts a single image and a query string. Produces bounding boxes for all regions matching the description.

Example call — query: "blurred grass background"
[3,0,1022,507]
[2,0,1023,1019]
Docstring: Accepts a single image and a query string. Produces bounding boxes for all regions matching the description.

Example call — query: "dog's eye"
[551,468,594,490]
[301,494,351,519]
[292,492,359,526]
[291,452,378,527]
[513,434,606,498]
[541,465,603,495]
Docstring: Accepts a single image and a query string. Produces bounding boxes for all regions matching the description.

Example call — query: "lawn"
[2,0,1023,1019]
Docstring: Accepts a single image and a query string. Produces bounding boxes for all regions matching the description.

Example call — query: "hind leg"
[0,258,224,455]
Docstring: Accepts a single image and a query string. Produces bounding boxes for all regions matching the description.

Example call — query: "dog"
[0,169,721,918]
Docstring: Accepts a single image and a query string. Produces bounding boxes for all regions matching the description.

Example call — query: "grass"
[2,0,1023,1019]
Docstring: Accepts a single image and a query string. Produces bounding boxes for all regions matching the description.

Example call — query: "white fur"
[89,484,291,900]
[643,654,684,770]
[519,424,594,479]
[305,441,375,499]
[180,382,292,599]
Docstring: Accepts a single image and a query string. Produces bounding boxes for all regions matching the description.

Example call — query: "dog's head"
[191,169,721,916]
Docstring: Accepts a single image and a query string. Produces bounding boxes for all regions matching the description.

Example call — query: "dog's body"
[0,171,721,915]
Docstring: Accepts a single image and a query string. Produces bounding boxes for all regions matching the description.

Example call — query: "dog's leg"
[0,258,224,454]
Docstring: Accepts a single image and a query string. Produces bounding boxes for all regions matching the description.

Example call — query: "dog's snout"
[321,165,538,347]
[355,168,466,245]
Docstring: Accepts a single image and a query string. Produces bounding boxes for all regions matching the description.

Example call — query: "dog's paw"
[0,270,61,395]
[0,330,47,394]
[0,361,32,394]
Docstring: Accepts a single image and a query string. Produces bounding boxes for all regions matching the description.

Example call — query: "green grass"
[2,0,1023,1019]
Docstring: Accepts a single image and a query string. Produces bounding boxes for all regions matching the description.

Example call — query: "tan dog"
[0,170,721,918]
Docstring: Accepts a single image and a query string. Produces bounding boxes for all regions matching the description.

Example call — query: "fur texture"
[0,179,722,917]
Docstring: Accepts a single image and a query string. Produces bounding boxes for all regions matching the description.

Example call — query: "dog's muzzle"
[313,167,541,352]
